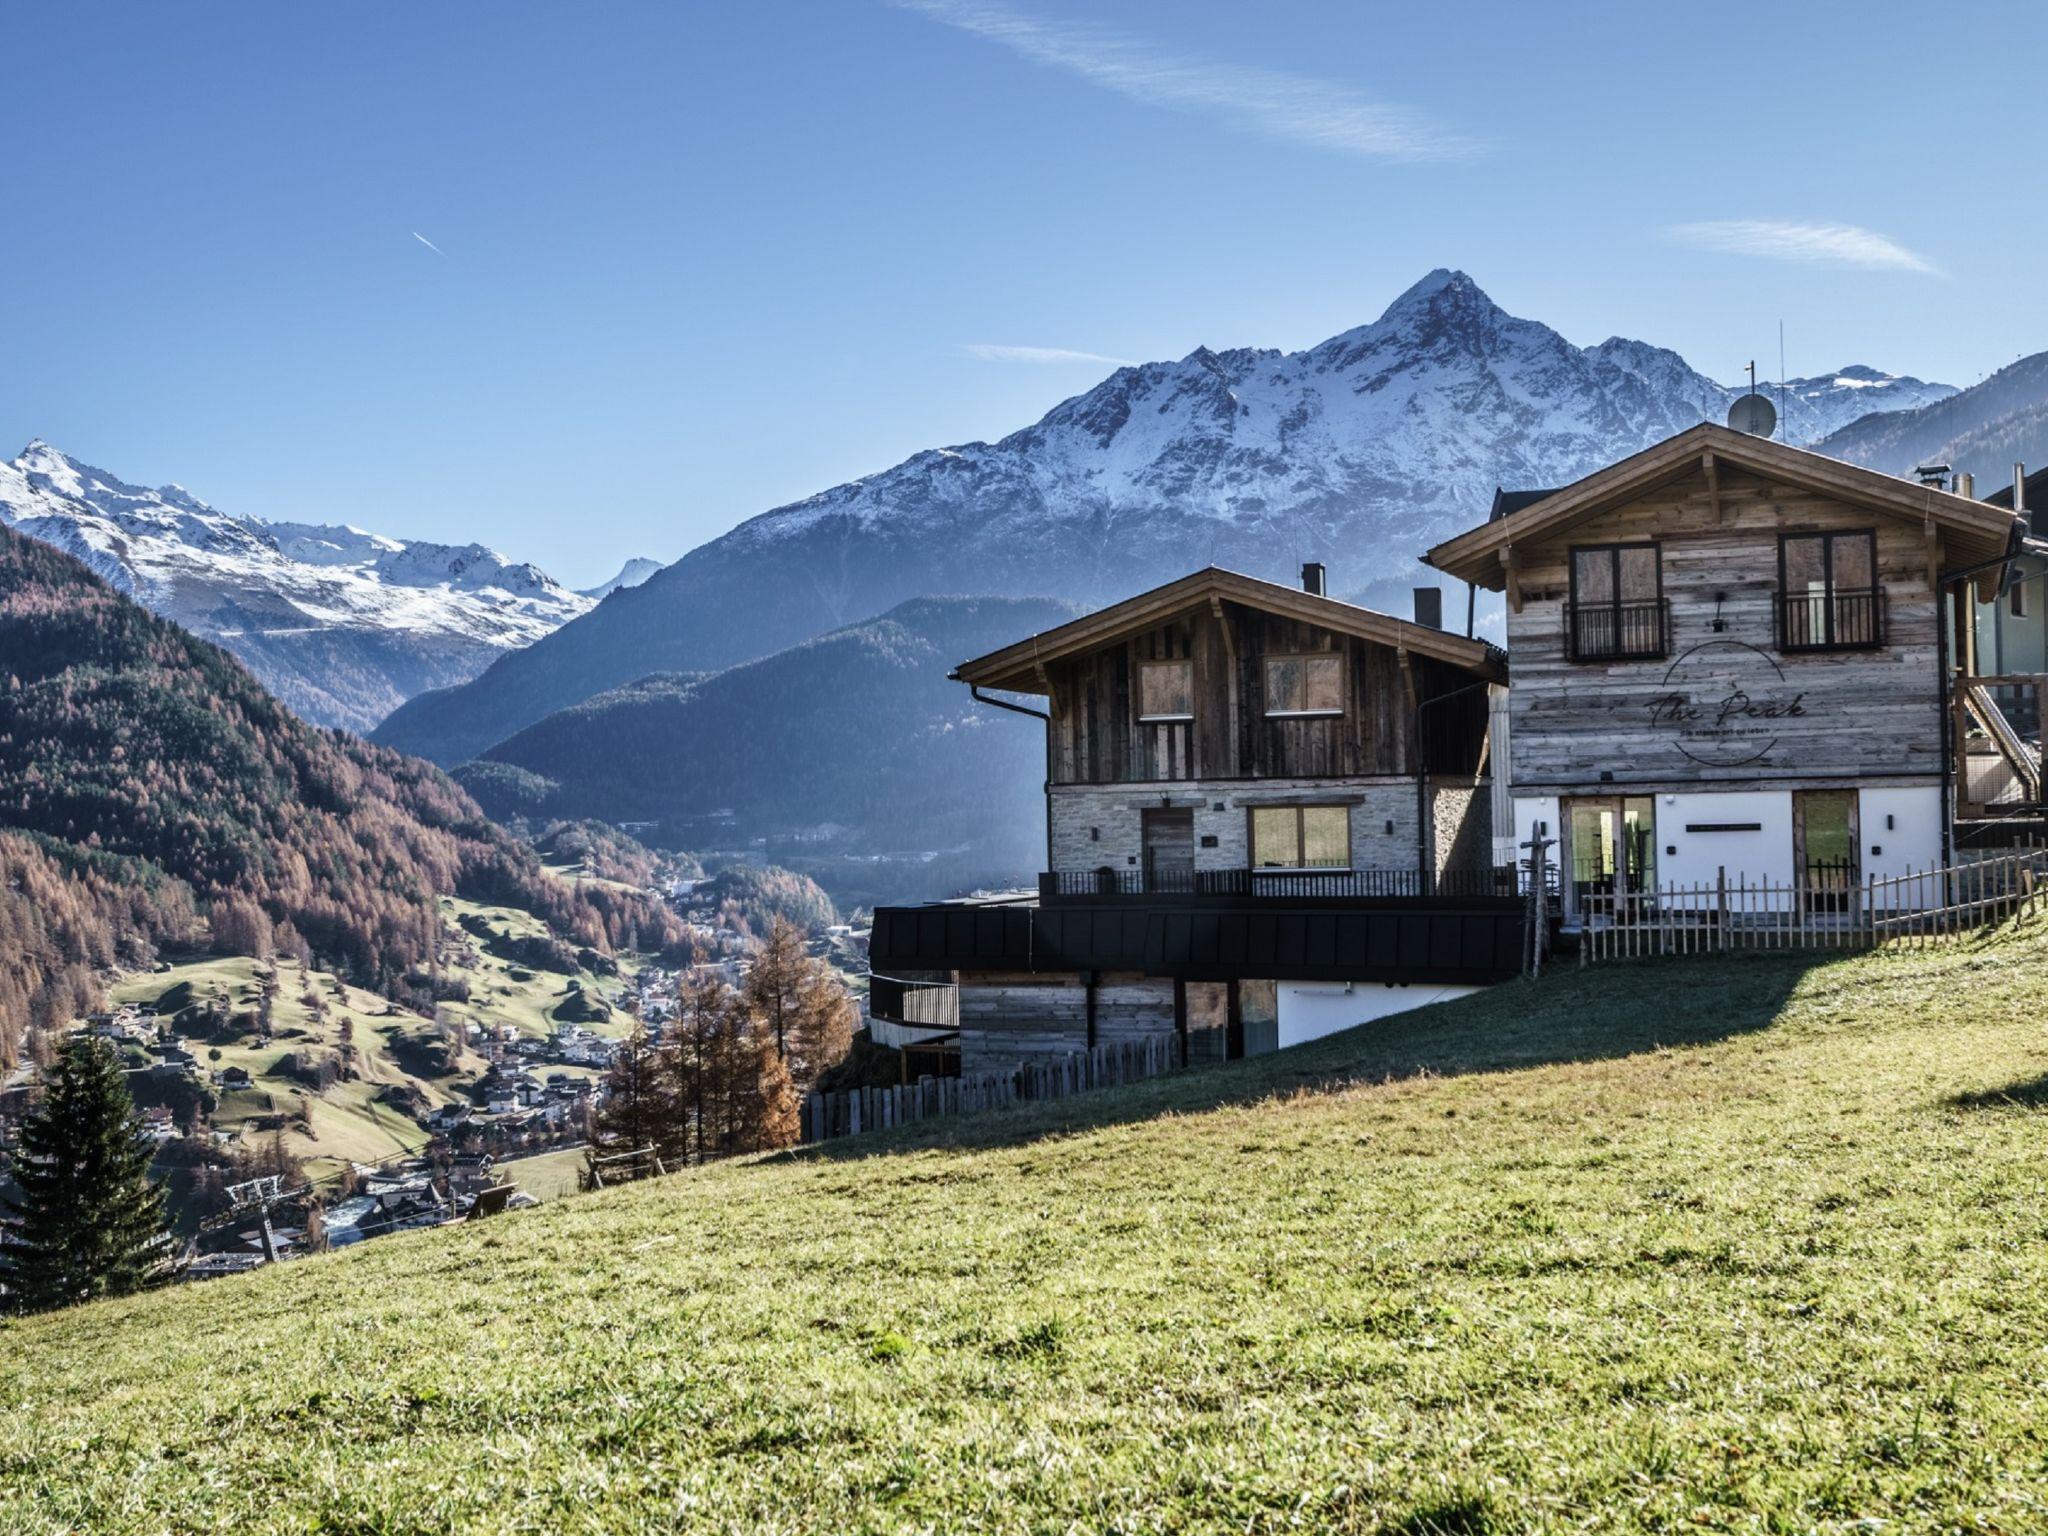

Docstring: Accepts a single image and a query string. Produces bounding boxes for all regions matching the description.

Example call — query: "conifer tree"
[582,1028,678,1185]
[2,1034,173,1313]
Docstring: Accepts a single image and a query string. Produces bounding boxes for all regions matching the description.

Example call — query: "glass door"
[1794,791,1859,914]
[1564,796,1657,923]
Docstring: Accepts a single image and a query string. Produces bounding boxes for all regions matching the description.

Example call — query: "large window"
[1567,543,1665,661]
[1136,658,1193,721]
[1263,653,1343,717]
[1249,805,1351,869]
[1779,530,1881,651]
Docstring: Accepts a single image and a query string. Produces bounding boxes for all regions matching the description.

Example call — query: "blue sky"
[5,1,2043,587]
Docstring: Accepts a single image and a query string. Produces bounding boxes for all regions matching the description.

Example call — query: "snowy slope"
[579,556,662,600]
[375,269,1952,766]
[0,442,592,731]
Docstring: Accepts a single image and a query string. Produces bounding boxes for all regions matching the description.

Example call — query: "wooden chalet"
[869,566,1522,1073]
[1424,422,2024,922]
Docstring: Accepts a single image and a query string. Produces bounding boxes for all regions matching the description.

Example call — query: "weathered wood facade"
[1500,469,1945,791]
[1046,604,1487,786]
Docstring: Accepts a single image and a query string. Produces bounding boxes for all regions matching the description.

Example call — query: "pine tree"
[2,1034,173,1313]
[582,1028,678,1186]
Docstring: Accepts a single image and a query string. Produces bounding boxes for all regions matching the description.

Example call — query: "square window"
[1137,658,1193,721]
[1264,653,1342,716]
[1249,806,1300,868]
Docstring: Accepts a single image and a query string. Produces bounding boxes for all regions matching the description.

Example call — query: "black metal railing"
[1779,588,1884,652]
[1565,599,1668,662]
[868,975,960,1029]
[1038,865,1522,903]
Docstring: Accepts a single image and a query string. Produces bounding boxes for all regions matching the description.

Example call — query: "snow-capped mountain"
[0,442,593,731]
[375,270,1953,766]
[580,556,663,600]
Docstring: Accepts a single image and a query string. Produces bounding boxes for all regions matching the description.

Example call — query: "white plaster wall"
[1859,786,1945,905]
[1652,790,1796,893]
[1510,795,1561,872]
[1276,981,1487,1049]
[1526,786,1946,913]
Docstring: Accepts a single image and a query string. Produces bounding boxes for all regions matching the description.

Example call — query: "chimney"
[1957,471,1975,500]
[1412,587,1443,630]
[1300,561,1326,597]
[1915,462,1952,492]
[2017,463,2028,516]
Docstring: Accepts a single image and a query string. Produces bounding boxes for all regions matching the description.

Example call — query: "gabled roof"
[1425,422,2023,590]
[951,566,1505,694]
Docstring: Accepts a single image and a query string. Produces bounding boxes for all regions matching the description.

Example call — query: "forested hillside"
[0,524,679,1066]
[457,596,1072,869]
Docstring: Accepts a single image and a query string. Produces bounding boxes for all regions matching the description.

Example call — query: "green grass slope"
[8,924,2048,1532]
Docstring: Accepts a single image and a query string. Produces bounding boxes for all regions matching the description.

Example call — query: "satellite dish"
[1727,392,1778,438]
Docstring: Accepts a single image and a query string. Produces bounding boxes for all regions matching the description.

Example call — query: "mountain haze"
[374,271,1951,766]
[0,442,594,731]
[1813,350,2048,492]
[456,595,1074,891]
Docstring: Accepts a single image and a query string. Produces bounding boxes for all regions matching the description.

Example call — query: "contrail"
[412,232,445,256]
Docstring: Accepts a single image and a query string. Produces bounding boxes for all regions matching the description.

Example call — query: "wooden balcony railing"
[1779,588,1885,652]
[1564,599,1668,662]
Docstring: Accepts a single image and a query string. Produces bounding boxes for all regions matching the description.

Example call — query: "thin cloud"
[412,231,446,256]
[1665,219,1939,275]
[963,343,1135,366]
[893,0,1477,162]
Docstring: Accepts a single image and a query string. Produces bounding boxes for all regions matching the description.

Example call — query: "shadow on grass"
[792,948,1840,1164]
[1946,1072,2048,1111]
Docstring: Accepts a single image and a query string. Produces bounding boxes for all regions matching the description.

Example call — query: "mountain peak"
[1378,268,1486,320]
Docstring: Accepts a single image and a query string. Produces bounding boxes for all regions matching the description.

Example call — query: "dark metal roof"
[1489,486,1561,522]
[871,901,1524,985]
[1983,467,2048,541]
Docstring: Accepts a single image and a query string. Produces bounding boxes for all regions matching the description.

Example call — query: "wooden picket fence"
[1578,847,2048,962]
[801,1033,1180,1145]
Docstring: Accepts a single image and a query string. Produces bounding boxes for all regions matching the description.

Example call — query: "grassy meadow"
[9,918,2048,1532]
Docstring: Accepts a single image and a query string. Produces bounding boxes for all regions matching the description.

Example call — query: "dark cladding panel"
[872,900,1525,984]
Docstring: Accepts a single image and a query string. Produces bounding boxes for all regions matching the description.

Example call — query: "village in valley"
[1,855,875,1277]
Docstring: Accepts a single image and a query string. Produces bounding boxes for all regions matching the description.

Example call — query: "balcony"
[1778,588,1885,653]
[868,973,960,1029]
[1565,599,1669,662]
[1038,865,1521,905]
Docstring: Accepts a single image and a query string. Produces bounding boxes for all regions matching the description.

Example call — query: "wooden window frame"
[1565,540,1666,663]
[1134,657,1195,723]
[1247,803,1353,871]
[1261,651,1346,719]
[1776,528,1883,653]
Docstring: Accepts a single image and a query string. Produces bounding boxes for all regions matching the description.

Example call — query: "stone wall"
[1048,778,1422,875]
[1427,774,1494,878]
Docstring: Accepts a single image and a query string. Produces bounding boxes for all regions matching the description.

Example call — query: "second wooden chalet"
[1425,423,2022,922]
[868,567,1518,1073]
